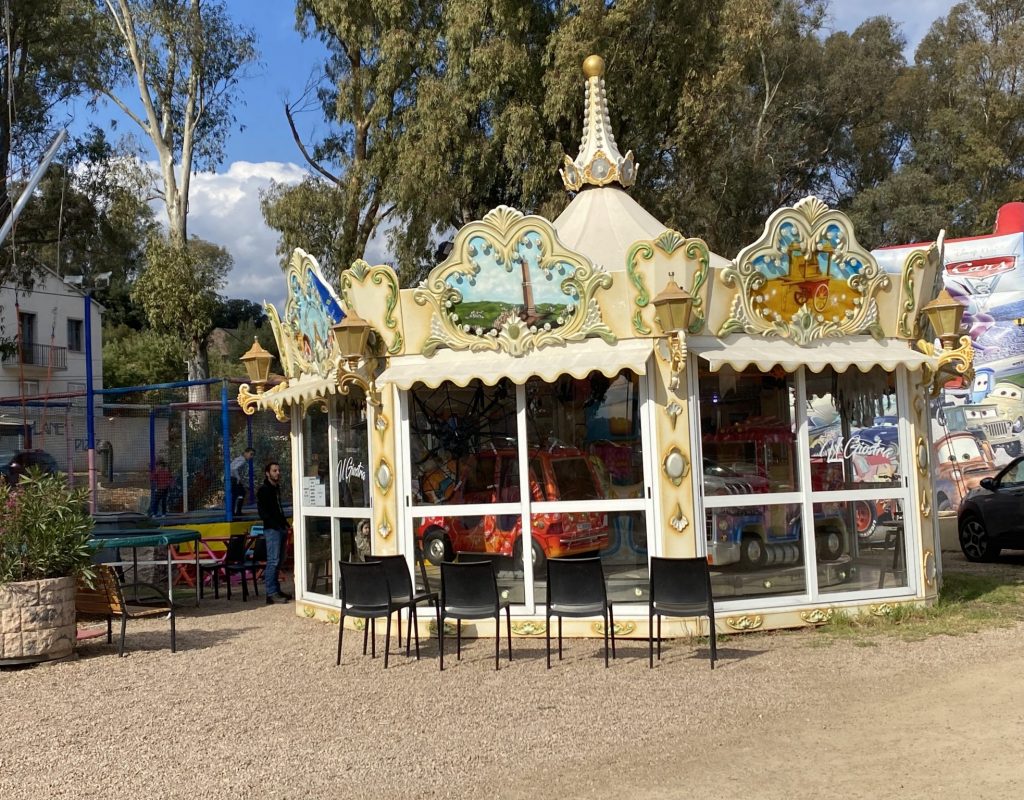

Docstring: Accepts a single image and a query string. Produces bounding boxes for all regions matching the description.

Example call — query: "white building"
[0,267,104,448]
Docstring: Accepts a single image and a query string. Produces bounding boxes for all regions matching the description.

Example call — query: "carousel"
[238,55,972,638]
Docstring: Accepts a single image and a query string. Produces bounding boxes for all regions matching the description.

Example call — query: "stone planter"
[0,576,78,666]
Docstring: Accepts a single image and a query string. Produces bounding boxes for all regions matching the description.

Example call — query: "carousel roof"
[553,55,729,271]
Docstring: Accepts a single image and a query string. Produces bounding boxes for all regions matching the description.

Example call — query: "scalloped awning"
[378,338,653,390]
[245,372,339,414]
[689,335,933,373]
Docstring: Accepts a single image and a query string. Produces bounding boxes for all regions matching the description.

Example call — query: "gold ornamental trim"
[326,612,340,625]
[669,503,688,532]
[916,436,929,477]
[374,457,394,496]
[726,615,764,631]
[921,488,931,519]
[662,446,690,486]
[869,603,895,617]
[377,512,392,540]
[718,196,890,344]
[799,608,834,625]
[412,206,613,357]
[591,620,637,637]
[923,549,936,587]
[627,232,711,336]
[665,401,682,430]
[339,259,404,355]
[916,335,975,397]
[897,245,935,339]
[510,621,547,636]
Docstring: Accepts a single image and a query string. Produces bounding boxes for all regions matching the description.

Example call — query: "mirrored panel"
[706,502,806,599]
[699,365,798,494]
[412,514,525,604]
[525,371,644,500]
[334,393,370,507]
[409,379,517,506]
[817,499,907,593]
[300,402,330,508]
[807,367,902,489]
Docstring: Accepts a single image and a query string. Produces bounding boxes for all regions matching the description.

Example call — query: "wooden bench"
[76,565,177,657]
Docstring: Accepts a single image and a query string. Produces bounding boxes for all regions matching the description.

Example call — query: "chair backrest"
[250,534,267,563]
[440,561,498,610]
[413,541,432,594]
[649,556,713,609]
[76,565,124,616]
[546,557,607,607]
[377,555,413,599]
[338,560,391,609]
[224,534,249,565]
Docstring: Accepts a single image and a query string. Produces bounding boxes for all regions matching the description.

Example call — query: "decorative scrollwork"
[718,196,889,344]
[799,608,834,625]
[340,259,404,355]
[916,335,975,397]
[869,603,895,617]
[592,620,637,637]
[726,615,764,631]
[898,248,929,338]
[511,621,547,636]
[669,503,689,532]
[923,550,936,587]
[412,206,614,357]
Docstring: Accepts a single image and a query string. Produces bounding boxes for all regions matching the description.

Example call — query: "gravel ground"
[2,553,1023,800]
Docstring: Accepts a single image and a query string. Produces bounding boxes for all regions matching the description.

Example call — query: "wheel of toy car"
[816,527,844,561]
[739,534,767,569]
[513,537,545,571]
[959,515,1001,562]
[422,529,453,566]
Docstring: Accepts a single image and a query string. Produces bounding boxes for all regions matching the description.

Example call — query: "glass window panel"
[806,367,901,489]
[699,365,798,494]
[705,502,806,599]
[334,393,370,508]
[303,515,333,595]
[300,403,330,508]
[413,514,524,604]
[526,371,644,500]
[532,511,647,606]
[409,379,517,506]
[817,499,907,593]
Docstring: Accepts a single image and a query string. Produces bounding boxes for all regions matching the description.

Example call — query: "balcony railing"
[1,342,68,370]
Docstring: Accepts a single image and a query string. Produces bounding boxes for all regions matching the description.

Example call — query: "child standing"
[151,459,172,518]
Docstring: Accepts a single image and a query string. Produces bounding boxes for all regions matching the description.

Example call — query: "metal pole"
[180,414,189,513]
[222,379,233,522]
[0,129,67,246]
[85,292,96,513]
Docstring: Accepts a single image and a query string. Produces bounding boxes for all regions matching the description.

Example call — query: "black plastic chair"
[377,554,438,659]
[648,556,717,669]
[546,557,616,669]
[202,534,260,601]
[336,560,405,668]
[439,561,511,671]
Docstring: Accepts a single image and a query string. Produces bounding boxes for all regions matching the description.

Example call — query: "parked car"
[958,455,1024,561]
[0,449,58,485]
[416,446,609,569]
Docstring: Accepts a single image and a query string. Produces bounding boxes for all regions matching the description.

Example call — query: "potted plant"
[0,469,95,665]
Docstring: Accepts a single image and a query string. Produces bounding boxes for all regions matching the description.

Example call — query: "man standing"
[257,461,291,604]
[230,447,255,516]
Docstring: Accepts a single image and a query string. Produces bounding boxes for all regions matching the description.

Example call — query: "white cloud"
[184,161,308,310]
[829,1,956,55]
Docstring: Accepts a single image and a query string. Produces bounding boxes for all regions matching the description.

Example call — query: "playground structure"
[0,377,291,518]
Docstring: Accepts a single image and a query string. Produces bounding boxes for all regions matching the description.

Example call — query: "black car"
[958,455,1024,561]
[0,449,59,485]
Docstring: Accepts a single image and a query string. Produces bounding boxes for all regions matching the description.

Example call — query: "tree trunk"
[186,337,208,405]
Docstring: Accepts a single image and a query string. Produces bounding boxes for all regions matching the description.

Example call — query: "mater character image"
[934,432,1001,512]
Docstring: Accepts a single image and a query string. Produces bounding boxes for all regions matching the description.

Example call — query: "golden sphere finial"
[582,55,605,79]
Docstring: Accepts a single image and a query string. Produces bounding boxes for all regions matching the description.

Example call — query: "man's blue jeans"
[264,527,285,597]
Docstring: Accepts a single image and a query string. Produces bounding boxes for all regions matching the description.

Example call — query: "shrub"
[0,468,95,585]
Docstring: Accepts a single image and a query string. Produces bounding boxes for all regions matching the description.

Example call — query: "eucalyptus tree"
[84,0,257,393]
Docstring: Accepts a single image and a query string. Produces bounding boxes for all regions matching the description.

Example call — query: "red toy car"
[416,446,609,569]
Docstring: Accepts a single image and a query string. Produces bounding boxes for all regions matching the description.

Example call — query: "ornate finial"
[560,54,638,192]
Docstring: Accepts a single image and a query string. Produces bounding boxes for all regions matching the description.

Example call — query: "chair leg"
[118,616,128,657]
[546,611,551,669]
[169,609,176,653]
[649,608,654,669]
[241,570,248,602]
[439,614,445,671]
[337,613,345,665]
[384,614,391,669]
[708,613,717,669]
[396,611,402,656]
[225,569,231,601]
[602,611,609,668]
[433,600,441,642]
[506,605,512,662]
[657,614,663,660]
[558,616,563,661]
[609,604,616,661]
[363,618,369,655]
[412,606,420,660]
[456,619,462,661]
[252,568,259,598]
[106,616,112,644]
[370,618,376,659]
[494,613,500,671]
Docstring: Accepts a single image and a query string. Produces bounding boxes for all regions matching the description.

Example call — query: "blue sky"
[65,1,958,309]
